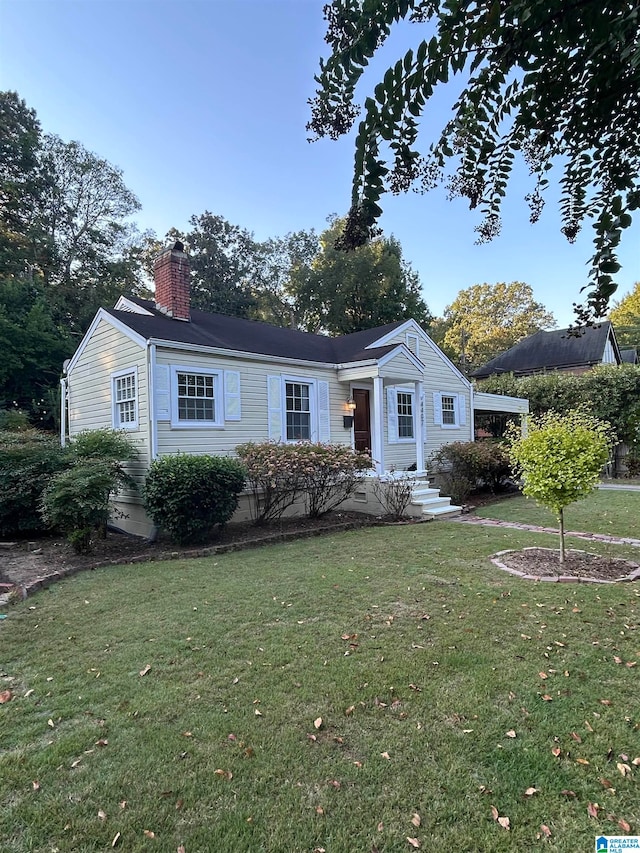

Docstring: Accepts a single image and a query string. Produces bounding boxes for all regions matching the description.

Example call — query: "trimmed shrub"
[429,440,511,504]
[0,430,71,537]
[41,430,138,552]
[144,454,246,545]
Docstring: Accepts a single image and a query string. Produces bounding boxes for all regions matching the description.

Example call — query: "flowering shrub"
[429,440,511,504]
[236,441,371,523]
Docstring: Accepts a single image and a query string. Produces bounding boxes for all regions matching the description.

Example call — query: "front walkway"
[451,514,640,548]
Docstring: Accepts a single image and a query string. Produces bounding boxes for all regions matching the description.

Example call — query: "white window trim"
[434,391,466,430]
[170,365,223,429]
[395,388,416,442]
[282,374,317,443]
[111,367,138,431]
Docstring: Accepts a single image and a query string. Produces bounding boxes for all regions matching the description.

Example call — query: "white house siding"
[67,319,150,531]
[155,348,352,458]
[380,330,473,471]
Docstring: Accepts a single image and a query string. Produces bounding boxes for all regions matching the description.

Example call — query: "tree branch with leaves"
[309,0,640,324]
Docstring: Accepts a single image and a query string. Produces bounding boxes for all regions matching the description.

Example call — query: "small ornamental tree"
[507,411,614,563]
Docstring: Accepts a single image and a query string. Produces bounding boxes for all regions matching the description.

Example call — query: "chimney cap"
[172,240,185,252]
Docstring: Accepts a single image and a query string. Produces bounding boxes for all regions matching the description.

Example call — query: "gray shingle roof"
[106,298,408,365]
[472,323,619,379]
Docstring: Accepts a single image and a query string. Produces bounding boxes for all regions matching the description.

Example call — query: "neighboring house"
[472,322,623,380]
[62,243,527,536]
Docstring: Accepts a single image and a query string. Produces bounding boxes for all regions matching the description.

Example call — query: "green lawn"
[475,489,640,539]
[1,522,639,852]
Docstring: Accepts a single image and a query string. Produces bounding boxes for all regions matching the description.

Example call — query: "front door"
[353,388,372,454]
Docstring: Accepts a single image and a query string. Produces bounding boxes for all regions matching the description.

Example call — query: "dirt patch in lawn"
[492,547,640,583]
[0,512,404,596]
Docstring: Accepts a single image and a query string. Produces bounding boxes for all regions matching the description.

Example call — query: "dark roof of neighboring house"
[621,347,638,365]
[105,298,409,365]
[472,322,619,379]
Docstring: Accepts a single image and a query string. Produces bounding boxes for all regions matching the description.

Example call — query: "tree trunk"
[558,508,565,565]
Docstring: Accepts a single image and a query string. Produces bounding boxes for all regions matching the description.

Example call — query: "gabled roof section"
[473,323,620,379]
[104,298,411,365]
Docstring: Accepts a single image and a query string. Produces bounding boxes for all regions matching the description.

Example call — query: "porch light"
[343,396,356,429]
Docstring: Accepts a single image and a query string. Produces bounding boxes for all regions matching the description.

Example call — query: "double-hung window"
[441,395,456,426]
[396,391,414,438]
[171,367,222,427]
[285,381,311,440]
[112,369,138,430]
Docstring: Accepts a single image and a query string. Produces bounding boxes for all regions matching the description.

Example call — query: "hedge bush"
[144,454,246,545]
[0,430,71,537]
[429,440,511,504]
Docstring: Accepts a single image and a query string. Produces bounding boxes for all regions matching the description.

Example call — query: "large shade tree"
[309,0,640,324]
[609,282,640,348]
[289,216,431,334]
[440,281,555,371]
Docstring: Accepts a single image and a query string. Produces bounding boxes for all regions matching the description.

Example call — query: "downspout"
[148,343,158,460]
[469,382,475,442]
[60,376,67,447]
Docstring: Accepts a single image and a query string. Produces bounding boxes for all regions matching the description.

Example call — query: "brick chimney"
[154,241,190,321]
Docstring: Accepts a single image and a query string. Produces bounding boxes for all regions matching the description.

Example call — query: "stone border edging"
[491,546,640,584]
[5,516,421,603]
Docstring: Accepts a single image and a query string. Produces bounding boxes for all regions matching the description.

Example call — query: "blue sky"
[1,0,638,327]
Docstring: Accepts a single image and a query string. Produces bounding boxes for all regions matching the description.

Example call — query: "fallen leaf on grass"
[541,695,553,702]
[576,758,590,766]
[111,832,121,848]
[524,787,538,797]
[587,803,600,819]
[345,705,355,716]
[98,809,107,821]
[214,769,233,781]
[32,780,40,791]
[633,757,640,766]
[381,751,391,760]
[539,824,552,838]
[71,759,82,769]
[626,661,637,668]
[139,665,151,677]
[539,672,548,680]
[506,730,516,738]
[584,720,594,732]
[119,801,127,810]
[618,819,631,832]
[600,778,614,789]
[570,732,582,743]
[96,738,108,747]
[0,690,12,704]
[314,717,323,730]
[406,838,420,848]
[411,813,421,827]
[561,790,576,797]
[254,708,263,717]
[600,699,612,706]
[178,846,186,853]
[617,762,631,777]
[551,747,561,758]
[47,718,55,728]
[498,817,510,830]
[143,830,155,838]
[377,822,384,832]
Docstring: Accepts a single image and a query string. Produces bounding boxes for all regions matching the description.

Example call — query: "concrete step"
[422,503,463,518]
[410,487,442,501]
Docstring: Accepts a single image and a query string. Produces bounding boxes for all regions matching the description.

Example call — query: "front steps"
[410,479,462,520]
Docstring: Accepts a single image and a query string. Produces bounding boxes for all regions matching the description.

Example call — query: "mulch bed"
[0,512,392,597]
[492,547,640,583]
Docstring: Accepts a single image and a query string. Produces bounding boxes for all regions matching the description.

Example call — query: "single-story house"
[62,242,527,536]
[472,322,623,380]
